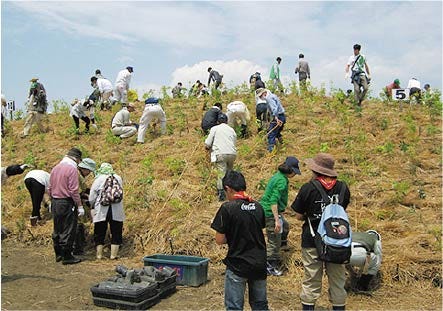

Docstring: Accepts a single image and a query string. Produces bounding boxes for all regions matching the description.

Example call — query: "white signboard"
[392,88,410,100]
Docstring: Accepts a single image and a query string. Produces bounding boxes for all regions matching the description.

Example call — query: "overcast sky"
[1,1,442,110]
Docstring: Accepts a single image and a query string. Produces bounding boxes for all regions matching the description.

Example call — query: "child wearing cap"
[259,156,301,276]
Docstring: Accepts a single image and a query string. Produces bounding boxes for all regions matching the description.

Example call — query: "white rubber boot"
[110,244,120,259]
[96,245,104,260]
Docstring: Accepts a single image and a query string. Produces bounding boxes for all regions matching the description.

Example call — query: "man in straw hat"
[291,153,351,311]
[21,77,48,137]
[48,147,84,265]
[255,88,286,153]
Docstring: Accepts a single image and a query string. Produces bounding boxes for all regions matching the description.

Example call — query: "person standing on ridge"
[295,53,311,92]
[22,78,48,138]
[114,66,133,104]
[207,67,223,90]
[345,44,371,107]
[270,57,283,93]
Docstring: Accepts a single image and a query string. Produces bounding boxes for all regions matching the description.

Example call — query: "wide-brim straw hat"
[305,153,338,177]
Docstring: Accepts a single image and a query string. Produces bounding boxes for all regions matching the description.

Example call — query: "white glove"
[78,206,85,217]
[20,164,33,170]
[90,209,97,219]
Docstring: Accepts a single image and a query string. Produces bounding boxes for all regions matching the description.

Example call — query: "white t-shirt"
[24,170,50,189]
[97,78,113,93]
[407,79,421,89]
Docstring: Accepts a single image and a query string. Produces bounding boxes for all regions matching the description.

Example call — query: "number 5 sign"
[392,88,410,100]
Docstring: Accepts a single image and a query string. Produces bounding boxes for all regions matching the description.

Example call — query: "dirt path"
[1,241,441,310]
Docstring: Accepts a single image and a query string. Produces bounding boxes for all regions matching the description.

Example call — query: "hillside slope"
[1,89,442,308]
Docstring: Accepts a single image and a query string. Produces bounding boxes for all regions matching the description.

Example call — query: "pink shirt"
[48,157,82,207]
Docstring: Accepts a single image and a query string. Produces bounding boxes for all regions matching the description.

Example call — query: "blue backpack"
[308,180,352,264]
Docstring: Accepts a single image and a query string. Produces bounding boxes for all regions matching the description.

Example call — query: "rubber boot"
[332,305,345,311]
[54,245,63,262]
[30,216,38,227]
[96,245,104,260]
[73,223,85,255]
[302,303,315,310]
[110,244,120,259]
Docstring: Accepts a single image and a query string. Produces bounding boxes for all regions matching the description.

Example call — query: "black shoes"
[62,254,81,265]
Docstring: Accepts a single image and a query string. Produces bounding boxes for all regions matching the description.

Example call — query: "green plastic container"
[143,254,209,287]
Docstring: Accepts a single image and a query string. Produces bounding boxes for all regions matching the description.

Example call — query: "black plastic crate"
[92,293,160,310]
[90,281,158,303]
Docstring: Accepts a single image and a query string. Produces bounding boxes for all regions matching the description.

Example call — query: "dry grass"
[1,90,442,308]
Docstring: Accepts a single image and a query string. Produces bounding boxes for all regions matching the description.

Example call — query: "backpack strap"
[311,180,331,204]
[311,179,345,205]
[351,54,362,72]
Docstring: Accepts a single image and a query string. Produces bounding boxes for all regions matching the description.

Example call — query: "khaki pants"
[214,154,236,190]
[112,125,137,139]
[300,248,347,307]
[23,111,45,135]
[353,74,369,104]
[265,215,289,261]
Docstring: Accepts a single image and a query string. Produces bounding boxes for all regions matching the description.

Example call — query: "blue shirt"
[266,92,285,117]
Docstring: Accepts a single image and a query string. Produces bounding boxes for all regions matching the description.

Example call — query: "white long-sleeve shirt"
[115,69,132,88]
[111,107,132,128]
[89,173,125,222]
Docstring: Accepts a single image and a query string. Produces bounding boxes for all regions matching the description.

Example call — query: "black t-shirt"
[291,180,351,248]
[211,199,267,280]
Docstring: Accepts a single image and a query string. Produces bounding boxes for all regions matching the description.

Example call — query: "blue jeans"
[224,268,269,311]
[267,114,286,151]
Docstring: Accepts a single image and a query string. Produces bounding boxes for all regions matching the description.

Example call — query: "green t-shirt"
[259,171,289,217]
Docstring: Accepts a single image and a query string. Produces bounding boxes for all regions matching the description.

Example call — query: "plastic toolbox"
[143,254,209,287]
[90,281,158,303]
[92,293,160,310]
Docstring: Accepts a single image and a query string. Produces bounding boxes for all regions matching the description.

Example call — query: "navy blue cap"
[145,97,159,104]
[285,156,301,175]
